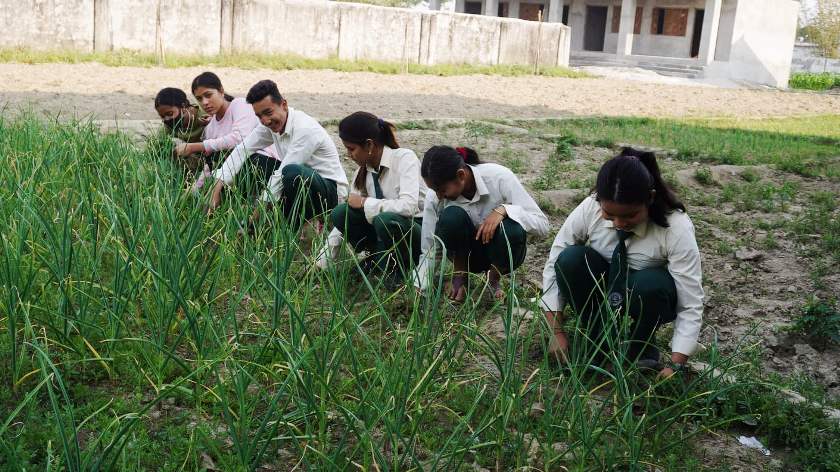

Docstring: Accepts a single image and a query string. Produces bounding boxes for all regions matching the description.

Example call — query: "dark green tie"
[371,170,384,199]
[607,229,632,309]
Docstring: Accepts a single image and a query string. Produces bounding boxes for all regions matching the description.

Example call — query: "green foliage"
[0,116,802,470]
[789,72,840,90]
[790,298,840,348]
[525,116,840,178]
[720,181,798,213]
[533,136,576,191]
[338,0,421,6]
[694,167,714,186]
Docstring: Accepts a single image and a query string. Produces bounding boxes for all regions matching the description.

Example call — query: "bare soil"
[2,63,840,121]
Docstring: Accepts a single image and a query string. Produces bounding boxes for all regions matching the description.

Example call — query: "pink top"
[202,97,279,160]
[193,97,279,192]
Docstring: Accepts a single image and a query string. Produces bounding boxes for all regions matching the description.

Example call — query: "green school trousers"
[331,204,421,273]
[435,205,527,274]
[554,244,678,361]
[279,164,338,225]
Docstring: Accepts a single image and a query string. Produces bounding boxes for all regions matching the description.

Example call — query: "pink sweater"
[193,98,280,191]
[202,97,279,160]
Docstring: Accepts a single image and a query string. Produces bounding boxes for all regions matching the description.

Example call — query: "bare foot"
[448,273,468,303]
[487,269,505,301]
[547,330,570,364]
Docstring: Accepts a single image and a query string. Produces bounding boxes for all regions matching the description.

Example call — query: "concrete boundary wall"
[0,0,94,51]
[0,0,571,67]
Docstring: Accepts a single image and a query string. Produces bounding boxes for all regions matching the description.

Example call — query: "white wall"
[706,0,799,87]
[97,0,221,55]
[0,0,94,51]
[0,0,571,68]
[792,43,840,74]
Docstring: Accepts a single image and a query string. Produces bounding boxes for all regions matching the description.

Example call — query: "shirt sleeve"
[261,127,321,202]
[212,125,273,185]
[497,168,549,238]
[540,198,594,312]
[414,193,440,290]
[348,168,362,197]
[202,101,257,153]
[666,216,705,356]
[363,153,421,223]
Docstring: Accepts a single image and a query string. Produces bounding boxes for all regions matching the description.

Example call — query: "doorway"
[584,6,608,52]
[691,9,705,57]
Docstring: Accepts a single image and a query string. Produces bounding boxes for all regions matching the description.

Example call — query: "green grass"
[789,72,840,91]
[0,115,825,471]
[0,48,589,78]
[523,116,840,178]
[2,115,839,470]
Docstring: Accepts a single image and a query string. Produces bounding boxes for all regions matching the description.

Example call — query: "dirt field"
[2,63,840,121]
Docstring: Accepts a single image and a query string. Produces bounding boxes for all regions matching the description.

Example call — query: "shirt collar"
[602,218,650,239]
[366,146,394,173]
[468,164,489,203]
[277,107,296,137]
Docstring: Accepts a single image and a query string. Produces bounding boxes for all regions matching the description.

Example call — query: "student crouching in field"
[540,148,704,379]
[208,80,348,231]
[154,87,209,174]
[320,112,427,286]
[172,72,282,196]
[416,146,549,302]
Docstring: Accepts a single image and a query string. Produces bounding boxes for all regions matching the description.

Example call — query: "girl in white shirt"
[541,148,704,378]
[417,146,549,302]
[326,112,427,284]
[173,72,280,197]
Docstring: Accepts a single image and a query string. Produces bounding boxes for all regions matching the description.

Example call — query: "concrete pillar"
[508,0,521,19]
[484,0,499,16]
[615,0,636,57]
[429,0,441,10]
[455,0,466,12]
[569,0,587,50]
[697,0,722,64]
[548,0,562,22]
[93,0,112,52]
[220,0,234,53]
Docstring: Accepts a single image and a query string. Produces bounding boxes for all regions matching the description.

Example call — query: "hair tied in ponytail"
[455,147,468,160]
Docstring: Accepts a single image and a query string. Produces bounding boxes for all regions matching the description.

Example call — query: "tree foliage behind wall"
[808,0,840,59]
[336,0,424,7]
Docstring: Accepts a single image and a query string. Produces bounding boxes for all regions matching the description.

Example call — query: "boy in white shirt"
[208,80,349,230]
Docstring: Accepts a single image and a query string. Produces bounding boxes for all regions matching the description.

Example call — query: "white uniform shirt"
[212,107,349,203]
[326,146,427,248]
[415,163,549,290]
[355,146,427,221]
[540,195,704,356]
[202,98,279,160]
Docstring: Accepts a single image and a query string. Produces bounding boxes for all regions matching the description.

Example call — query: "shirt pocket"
[629,244,667,270]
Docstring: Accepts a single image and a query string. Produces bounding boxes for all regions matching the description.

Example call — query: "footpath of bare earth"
[1,63,840,121]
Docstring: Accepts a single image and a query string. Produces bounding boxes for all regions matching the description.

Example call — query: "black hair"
[191,71,234,102]
[595,147,685,228]
[246,79,284,105]
[420,145,482,189]
[154,87,190,109]
[339,112,400,192]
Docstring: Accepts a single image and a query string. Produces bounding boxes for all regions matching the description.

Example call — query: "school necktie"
[607,229,633,309]
[371,170,384,199]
